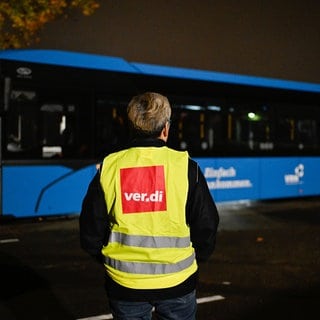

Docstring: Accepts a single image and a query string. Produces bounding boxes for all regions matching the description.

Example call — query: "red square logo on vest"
[120,165,167,214]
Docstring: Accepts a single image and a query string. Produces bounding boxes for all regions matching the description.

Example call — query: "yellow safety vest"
[100,146,198,289]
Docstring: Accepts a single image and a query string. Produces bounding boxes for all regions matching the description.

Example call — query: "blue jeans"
[109,290,197,320]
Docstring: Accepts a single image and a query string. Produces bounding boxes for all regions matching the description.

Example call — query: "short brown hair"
[127,92,171,138]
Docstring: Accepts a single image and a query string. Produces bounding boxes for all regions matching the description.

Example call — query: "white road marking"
[197,295,225,303]
[77,315,113,320]
[0,238,20,244]
[76,295,225,320]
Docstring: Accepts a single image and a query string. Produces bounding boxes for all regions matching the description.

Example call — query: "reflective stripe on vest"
[109,231,191,248]
[105,252,195,274]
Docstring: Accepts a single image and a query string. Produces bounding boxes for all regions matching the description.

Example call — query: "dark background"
[31,0,320,84]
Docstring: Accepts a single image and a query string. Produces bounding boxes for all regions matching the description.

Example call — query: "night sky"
[32,0,320,84]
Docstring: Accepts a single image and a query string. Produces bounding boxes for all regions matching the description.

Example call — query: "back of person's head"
[127,92,171,138]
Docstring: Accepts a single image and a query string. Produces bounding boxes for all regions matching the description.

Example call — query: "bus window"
[297,119,318,150]
[275,104,319,153]
[95,97,129,159]
[228,104,274,153]
[40,103,79,158]
[168,102,225,156]
[4,87,90,159]
[292,106,318,152]
[6,90,39,157]
[169,104,204,155]
[40,103,64,157]
[205,105,224,154]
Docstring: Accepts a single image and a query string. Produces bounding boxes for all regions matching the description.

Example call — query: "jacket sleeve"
[79,170,110,263]
[186,159,220,262]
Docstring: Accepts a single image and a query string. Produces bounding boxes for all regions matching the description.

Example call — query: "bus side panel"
[260,157,302,199]
[36,165,98,215]
[260,156,320,198]
[2,164,97,218]
[263,156,320,198]
[196,157,320,203]
[301,157,320,197]
[195,157,260,202]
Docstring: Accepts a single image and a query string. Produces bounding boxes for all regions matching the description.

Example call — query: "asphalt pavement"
[1,197,320,319]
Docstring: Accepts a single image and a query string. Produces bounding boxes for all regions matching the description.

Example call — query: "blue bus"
[1,49,320,218]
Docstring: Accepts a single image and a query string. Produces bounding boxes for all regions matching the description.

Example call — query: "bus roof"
[1,49,320,93]
[0,49,138,74]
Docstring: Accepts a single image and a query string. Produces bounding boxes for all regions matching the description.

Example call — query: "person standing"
[79,92,219,320]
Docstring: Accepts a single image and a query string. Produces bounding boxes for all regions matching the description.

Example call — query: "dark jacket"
[79,138,219,301]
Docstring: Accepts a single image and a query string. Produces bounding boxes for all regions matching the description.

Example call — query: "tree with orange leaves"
[0,0,100,49]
